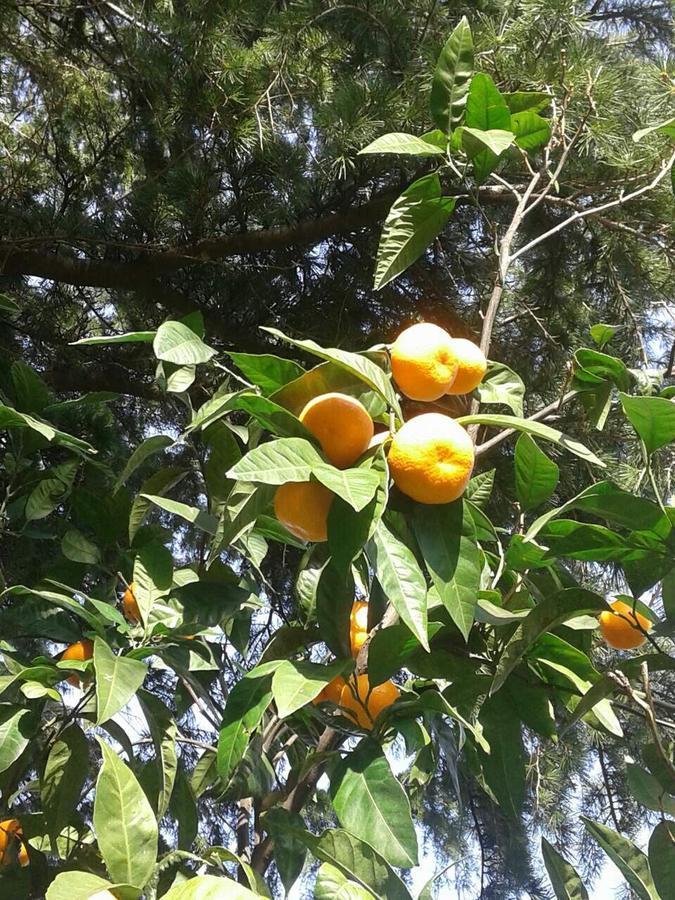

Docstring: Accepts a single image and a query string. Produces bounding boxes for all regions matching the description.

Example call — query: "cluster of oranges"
[274,322,486,542]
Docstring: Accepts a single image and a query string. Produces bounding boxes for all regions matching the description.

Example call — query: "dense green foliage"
[1,2,675,899]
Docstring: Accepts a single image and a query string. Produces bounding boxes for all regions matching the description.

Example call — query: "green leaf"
[315,863,375,899]
[573,349,632,392]
[515,434,559,510]
[261,808,307,893]
[94,640,147,725]
[61,528,101,565]
[229,351,305,394]
[510,110,551,150]
[153,321,216,365]
[46,872,140,900]
[25,458,79,521]
[457,413,605,467]
[491,589,608,694]
[217,673,274,781]
[619,393,675,453]
[94,737,158,887]
[590,323,624,349]
[140,494,218,534]
[44,391,118,413]
[271,360,386,421]
[581,817,658,900]
[133,541,173,623]
[632,116,675,142]
[313,466,380,513]
[627,763,675,815]
[541,837,589,900]
[331,739,419,869]
[137,691,178,819]
[0,405,94,453]
[0,293,19,314]
[663,569,675,623]
[310,829,413,900]
[462,126,515,165]
[272,659,350,717]
[476,362,525,416]
[648,821,675,900]
[0,707,31,773]
[11,360,51,412]
[114,435,174,492]
[162,363,196,393]
[503,91,551,114]
[162,875,260,899]
[359,132,445,156]
[367,520,429,650]
[70,330,155,346]
[464,73,511,181]
[128,466,188,542]
[478,693,526,817]
[262,327,401,417]
[373,175,456,290]
[413,501,480,641]
[229,393,315,440]
[41,724,89,841]
[430,17,474,133]
[465,469,495,508]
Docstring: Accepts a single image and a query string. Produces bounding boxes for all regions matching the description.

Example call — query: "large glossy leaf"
[271,360,387,420]
[648,821,675,899]
[162,875,260,899]
[114,435,173,492]
[491,589,608,693]
[457,413,605,467]
[581,817,658,900]
[619,393,675,453]
[41,724,89,840]
[272,659,350,717]
[217,673,274,781]
[464,73,511,181]
[315,863,375,899]
[261,808,307,893]
[70,331,155,346]
[359,132,445,156]
[515,434,559,510]
[331,739,418,869]
[367,520,429,650]
[462,126,515,160]
[61,528,101,565]
[310,828,413,900]
[477,362,525,416]
[228,351,305,395]
[0,405,95,452]
[373,175,456,290]
[465,469,495,508]
[510,111,551,150]
[430,17,473,133]
[262,327,401,417]
[138,691,178,819]
[0,707,31,773]
[94,640,147,725]
[229,392,314,440]
[541,838,589,900]
[94,738,158,887]
[25,458,79,521]
[626,763,675,815]
[503,91,551,114]
[46,872,141,900]
[153,321,216,365]
[133,541,173,623]
[478,693,526,817]
[413,501,480,641]
[140,494,218,534]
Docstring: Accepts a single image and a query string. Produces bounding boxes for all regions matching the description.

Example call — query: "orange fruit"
[390,323,458,401]
[350,601,369,657]
[299,393,374,468]
[339,675,400,730]
[273,481,334,542]
[61,639,94,687]
[599,599,652,650]
[0,819,28,867]
[312,675,346,706]
[445,338,487,395]
[387,413,474,504]
[121,581,140,624]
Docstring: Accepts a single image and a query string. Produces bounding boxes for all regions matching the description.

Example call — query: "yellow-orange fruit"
[121,581,140,624]
[61,639,94,687]
[273,481,334,542]
[388,413,474,504]
[299,393,374,469]
[390,323,458,401]
[0,819,28,867]
[599,599,652,650]
[339,675,400,730]
[445,338,487,395]
[350,601,369,657]
[312,675,346,707]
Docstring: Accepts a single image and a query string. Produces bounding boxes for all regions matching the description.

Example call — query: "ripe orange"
[0,819,28,867]
[390,323,458,401]
[273,481,334,542]
[599,599,652,650]
[350,601,369,657]
[61,639,94,687]
[312,675,346,706]
[299,392,374,469]
[339,675,400,730]
[445,338,487,395]
[387,412,474,504]
[121,581,140,624]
